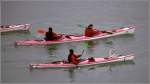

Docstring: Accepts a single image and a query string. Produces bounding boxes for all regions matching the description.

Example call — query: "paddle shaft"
[81,50,85,56]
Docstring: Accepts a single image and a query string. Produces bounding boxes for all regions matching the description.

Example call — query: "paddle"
[77,49,85,63]
[79,49,85,57]
[36,28,46,35]
[36,28,68,40]
[36,28,82,40]
[35,28,46,40]
[77,24,86,28]
[108,48,119,57]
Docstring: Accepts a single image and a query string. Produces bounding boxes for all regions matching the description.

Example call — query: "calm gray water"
[1,1,149,83]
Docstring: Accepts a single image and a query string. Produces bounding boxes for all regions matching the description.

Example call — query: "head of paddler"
[48,27,53,33]
[87,24,93,29]
[69,49,74,54]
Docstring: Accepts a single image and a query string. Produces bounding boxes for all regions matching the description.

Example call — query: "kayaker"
[68,49,81,65]
[45,27,62,41]
[84,24,100,37]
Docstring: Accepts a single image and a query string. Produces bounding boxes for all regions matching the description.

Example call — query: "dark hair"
[48,27,52,32]
[88,24,93,27]
[69,49,74,53]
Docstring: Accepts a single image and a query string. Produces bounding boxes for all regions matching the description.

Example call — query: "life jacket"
[71,55,79,65]
[45,32,54,41]
[45,32,61,41]
[68,54,72,63]
[68,54,79,65]
[85,28,99,37]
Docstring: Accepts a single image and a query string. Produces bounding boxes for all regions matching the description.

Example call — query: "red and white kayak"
[29,54,134,69]
[0,24,31,32]
[15,26,135,46]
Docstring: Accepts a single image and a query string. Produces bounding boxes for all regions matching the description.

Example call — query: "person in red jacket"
[45,27,62,41]
[85,24,100,37]
[68,49,81,65]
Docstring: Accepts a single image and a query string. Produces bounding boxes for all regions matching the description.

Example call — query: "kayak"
[15,26,135,46]
[29,54,134,69]
[0,24,31,32]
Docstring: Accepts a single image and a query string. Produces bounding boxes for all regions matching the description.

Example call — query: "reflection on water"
[1,31,31,40]
[1,30,31,36]
[45,44,60,55]
[66,43,78,51]
[102,39,114,48]
[28,58,135,83]
[102,60,135,72]
[43,33,134,57]
[81,60,135,71]
[82,40,102,54]
[110,34,135,42]
[1,1,148,82]
[66,60,135,82]
[68,68,76,82]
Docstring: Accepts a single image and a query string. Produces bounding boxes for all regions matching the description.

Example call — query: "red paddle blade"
[36,28,46,35]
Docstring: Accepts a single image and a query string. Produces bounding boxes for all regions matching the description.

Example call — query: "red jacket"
[68,54,79,65]
[85,28,99,37]
[45,32,62,41]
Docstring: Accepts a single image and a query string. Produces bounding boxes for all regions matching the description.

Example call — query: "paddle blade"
[36,28,46,35]
[77,24,85,28]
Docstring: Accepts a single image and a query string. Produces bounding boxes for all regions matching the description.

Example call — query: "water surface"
[1,1,149,83]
